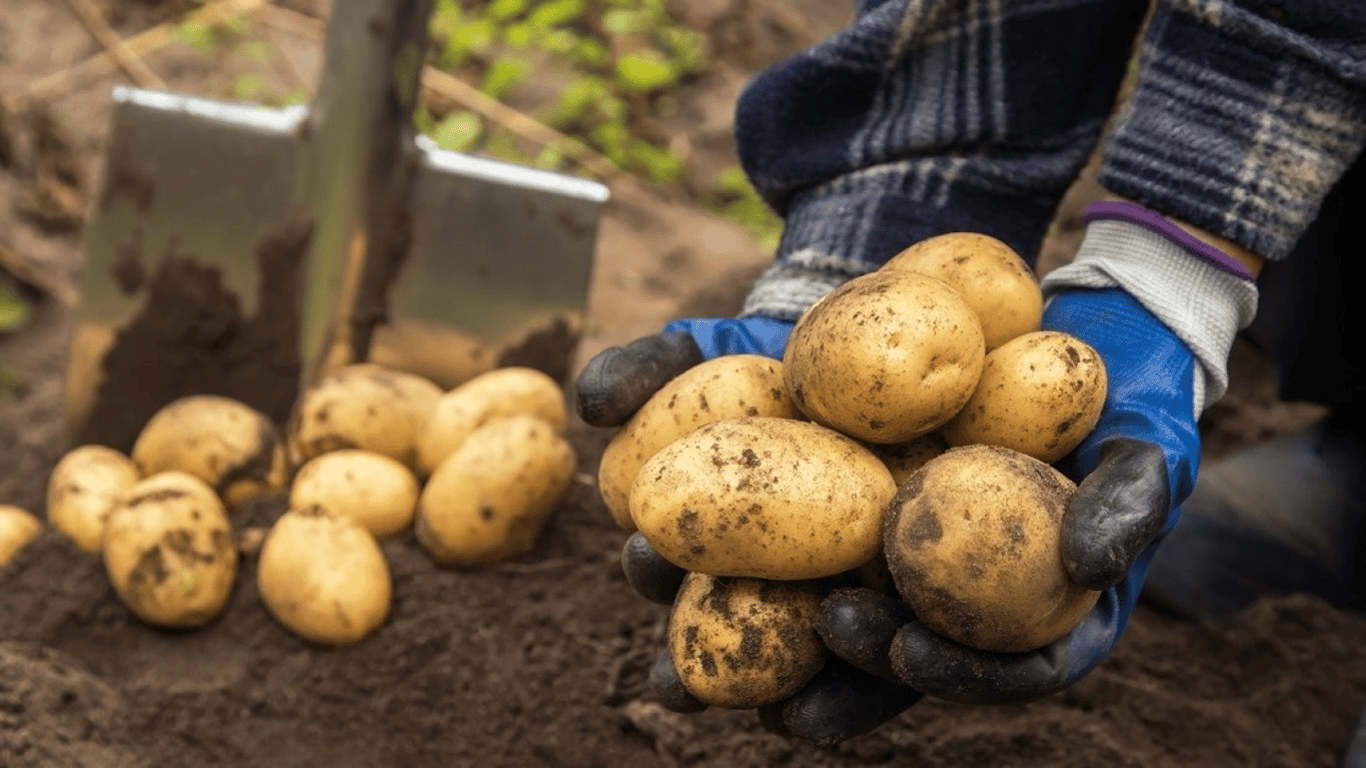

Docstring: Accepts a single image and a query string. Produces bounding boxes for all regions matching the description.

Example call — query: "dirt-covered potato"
[943,331,1107,463]
[416,414,576,568]
[668,573,827,709]
[257,504,392,645]
[415,366,565,477]
[632,417,896,580]
[0,504,43,567]
[783,270,985,444]
[131,395,287,508]
[45,444,141,551]
[289,450,420,539]
[597,354,802,531]
[883,232,1043,351]
[884,445,1100,653]
[102,472,238,628]
[288,364,443,471]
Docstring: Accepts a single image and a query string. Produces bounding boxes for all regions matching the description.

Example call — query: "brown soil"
[2,1,1363,767]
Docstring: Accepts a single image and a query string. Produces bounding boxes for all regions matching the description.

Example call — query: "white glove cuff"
[1040,217,1259,416]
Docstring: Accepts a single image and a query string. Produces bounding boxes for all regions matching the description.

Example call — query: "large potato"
[783,270,985,444]
[415,366,565,477]
[102,472,238,628]
[45,444,141,551]
[942,331,1107,463]
[883,232,1042,351]
[631,417,895,580]
[131,395,287,507]
[0,504,43,567]
[289,450,420,539]
[288,364,443,470]
[416,414,576,567]
[598,354,802,531]
[257,504,392,645]
[668,573,827,709]
[884,445,1100,653]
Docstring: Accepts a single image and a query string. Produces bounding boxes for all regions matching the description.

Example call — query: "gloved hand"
[574,316,793,427]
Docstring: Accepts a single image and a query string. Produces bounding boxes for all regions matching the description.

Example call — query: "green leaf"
[528,0,585,29]
[0,285,31,332]
[432,111,483,153]
[481,56,533,100]
[240,40,273,63]
[175,20,218,55]
[230,73,268,100]
[484,0,529,22]
[615,51,677,91]
[627,139,683,182]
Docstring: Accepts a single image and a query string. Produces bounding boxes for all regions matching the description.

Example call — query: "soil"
[2,2,1363,767]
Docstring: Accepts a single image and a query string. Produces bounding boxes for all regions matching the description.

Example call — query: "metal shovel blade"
[67,0,607,450]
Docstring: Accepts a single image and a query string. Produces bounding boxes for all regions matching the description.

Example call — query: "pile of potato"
[598,232,1110,708]
[14,363,575,646]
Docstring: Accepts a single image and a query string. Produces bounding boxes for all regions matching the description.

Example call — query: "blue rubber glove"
[574,316,793,427]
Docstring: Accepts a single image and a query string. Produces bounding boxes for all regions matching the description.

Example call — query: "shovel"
[66,0,609,451]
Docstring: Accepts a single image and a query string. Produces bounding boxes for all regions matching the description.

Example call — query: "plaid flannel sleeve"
[735,0,1366,322]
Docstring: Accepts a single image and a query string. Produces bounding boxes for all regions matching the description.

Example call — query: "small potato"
[942,331,1107,463]
[288,364,443,470]
[102,472,238,628]
[289,450,420,539]
[884,445,1100,653]
[783,270,985,444]
[131,395,287,507]
[631,417,896,580]
[46,444,141,551]
[416,415,576,568]
[0,504,43,567]
[668,573,827,709]
[883,232,1043,351]
[415,366,566,477]
[257,505,391,645]
[871,431,949,487]
[597,354,802,531]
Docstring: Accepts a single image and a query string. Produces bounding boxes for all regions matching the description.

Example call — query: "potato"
[631,417,895,580]
[783,270,985,444]
[415,366,565,477]
[131,395,287,507]
[0,504,43,567]
[102,472,238,628]
[884,445,1100,653]
[942,331,1107,463]
[883,232,1042,351]
[257,504,391,645]
[416,414,576,567]
[668,573,827,709]
[289,450,420,538]
[288,364,443,470]
[45,444,141,551]
[598,354,802,531]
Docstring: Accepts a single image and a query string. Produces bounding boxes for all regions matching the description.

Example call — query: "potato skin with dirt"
[288,364,443,471]
[415,366,565,476]
[46,444,141,551]
[598,354,802,531]
[0,504,43,567]
[131,395,287,507]
[257,504,392,645]
[416,414,576,567]
[631,417,896,580]
[668,573,827,709]
[884,445,1100,653]
[883,232,1043,351]
[943,331,1107,463]
[289,450,420,539]
[783,270,985,444]
[102,471,238,628]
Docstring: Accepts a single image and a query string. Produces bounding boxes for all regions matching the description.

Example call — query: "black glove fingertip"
[574,332,704,427]
[647,648,707,714]
[816,587,913,680]
[1062,437,1171,590]
[622,532,687,605]
[759,659,922,747]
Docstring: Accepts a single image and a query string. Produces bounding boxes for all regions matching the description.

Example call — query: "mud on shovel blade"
[68,0,607,451]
